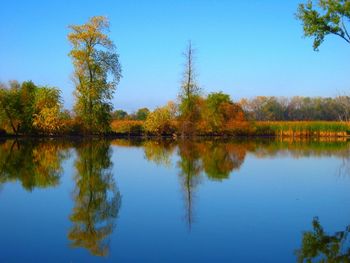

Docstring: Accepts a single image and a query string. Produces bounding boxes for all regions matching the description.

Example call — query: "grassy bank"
[1,120,349,138]
[111,120,350,137]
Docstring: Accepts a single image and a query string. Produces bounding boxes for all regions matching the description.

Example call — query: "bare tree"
[180,41,200,101]
[335,93,350,122]
[178,41,202,136]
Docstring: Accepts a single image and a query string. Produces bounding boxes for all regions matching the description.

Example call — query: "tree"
[335,95,350,121]
[135,107,150,120]
[68,16,122,133]
[0,82,21,135]
[144,102,176,135]
[112,109,128,120]
[0,81,37,135]
[19,81,37,133]
[204,92,232,132]
[33,86,63,134]
[206,92,231,115]
[0,81,66,135]
[296,0,350,50]
[178,41,201,135]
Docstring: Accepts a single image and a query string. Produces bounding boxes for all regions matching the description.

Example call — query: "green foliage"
[19,81,37,132]
[206,92,232,113]
[204,92,233,132]
[178,95,202,119]
[68,16,122,134]
[135,107,150,120]
[112,109,128,120]
[0,81,65,135]
[0,81,36,134]
[296,0,350,50]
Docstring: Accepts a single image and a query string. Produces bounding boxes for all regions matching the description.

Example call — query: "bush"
[144,105,176,135]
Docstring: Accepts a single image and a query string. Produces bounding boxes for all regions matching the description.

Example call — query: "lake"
[0,138,349,262]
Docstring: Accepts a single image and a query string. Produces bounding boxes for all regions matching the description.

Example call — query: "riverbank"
[1,121,349,139]
[111,120,350,138]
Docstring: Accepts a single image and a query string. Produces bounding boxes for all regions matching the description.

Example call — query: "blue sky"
[1,0,349,112]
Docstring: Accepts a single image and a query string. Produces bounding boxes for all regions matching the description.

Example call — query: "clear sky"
[1,0,349,112]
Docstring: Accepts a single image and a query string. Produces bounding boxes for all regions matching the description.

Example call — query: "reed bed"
[254,121,350,137]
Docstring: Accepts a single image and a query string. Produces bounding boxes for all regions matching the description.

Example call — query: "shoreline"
[1,133,349,140]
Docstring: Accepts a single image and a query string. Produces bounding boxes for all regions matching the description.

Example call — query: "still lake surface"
[0,138,349,262]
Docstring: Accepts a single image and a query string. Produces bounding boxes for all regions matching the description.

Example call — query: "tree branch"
[341,16,350,42]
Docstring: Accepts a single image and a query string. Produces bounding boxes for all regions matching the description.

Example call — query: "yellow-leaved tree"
[68,16,122,134]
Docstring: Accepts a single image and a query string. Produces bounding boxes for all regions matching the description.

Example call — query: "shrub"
[144,104,176,135]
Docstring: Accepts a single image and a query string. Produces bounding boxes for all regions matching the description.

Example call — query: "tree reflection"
[142,140,246,181]
[117,138,350,231]
[296,217,350,262]
[141,140,248,229]
[69,140,121,257]
[143,140,176,167]
[0,140,68,190]
[177,141,203,229]
[200,142,246,181]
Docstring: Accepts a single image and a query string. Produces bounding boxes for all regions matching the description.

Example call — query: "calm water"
[0,138,350,262]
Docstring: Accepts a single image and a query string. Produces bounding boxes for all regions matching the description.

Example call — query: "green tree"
[296,0,350,50]
[0,81,37,135]
[205,92,232,132]
[68,16,122,133]
[112,109,128,120]
[19,81,37,133]
[135,107,150,120]
[0,81,64,135]
[0,82,22,135]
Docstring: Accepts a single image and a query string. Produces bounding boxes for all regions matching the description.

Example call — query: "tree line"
[240,95,350,122]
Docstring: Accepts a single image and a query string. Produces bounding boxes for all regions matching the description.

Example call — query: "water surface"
[0,138,349,262]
